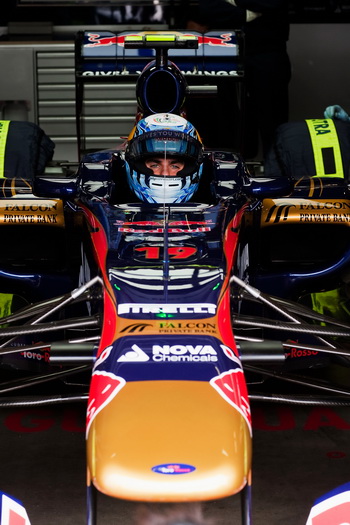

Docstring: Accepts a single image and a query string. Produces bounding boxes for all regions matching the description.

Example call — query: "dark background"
[1,1,350,29]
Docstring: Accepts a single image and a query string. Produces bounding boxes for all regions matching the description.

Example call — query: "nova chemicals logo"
[116,342,219,363]
[152,344,217,362]
[117,344,149,362]
[152,463,196,475]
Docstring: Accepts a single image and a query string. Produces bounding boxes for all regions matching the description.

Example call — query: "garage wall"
[0,23,350,162]
[288,24,350,120]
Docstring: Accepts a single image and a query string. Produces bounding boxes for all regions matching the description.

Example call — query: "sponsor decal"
[300,213,350,223]
[263,202,297,224]
[114,220,213,226]
[82,70,238,76]
[3,203,59,212]
[262,199,350,226]
[196,32,235,47]
[115,219,213,234]
[83,70,131,76]
[152,463,196,475]
[182,70,238,76]
[253,406,350,432]
[85,33,125,47]
[119,323,152,334]
[3,406,350,433]
[210,369,252,435]
[146,114,187,127]
[0,200,64,227]
[117,343,218,363]
[299,202,350,210]
[94,344,113,368]
[220,344,241,364]
[285,348,319,359]
[20,349,50,362]
[117,344,149,362]
[306,482,350,525]
[85,32,235,49]
[118,227,211,233]
[283,340,320,360]
[2,214,59,225]
[1,341,50,363]
[0,492,31,525]
[158,321,216,334]
[86,371,126,435]
[152,343,217,362]
[117,303,217,315]
[134,245,197,260]
[118,321,217,335]
[4,407,85,433]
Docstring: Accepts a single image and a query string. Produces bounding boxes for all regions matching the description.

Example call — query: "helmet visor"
[127,130,203,162]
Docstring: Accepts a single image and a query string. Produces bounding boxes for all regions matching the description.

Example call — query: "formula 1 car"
[1,31,350,525]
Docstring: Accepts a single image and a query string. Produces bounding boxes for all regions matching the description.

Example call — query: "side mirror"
[244,176,293,198]
[33,164,78,199]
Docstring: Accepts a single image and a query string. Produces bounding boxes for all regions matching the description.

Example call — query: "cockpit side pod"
[86,335,252,502]
[250,180,350,300]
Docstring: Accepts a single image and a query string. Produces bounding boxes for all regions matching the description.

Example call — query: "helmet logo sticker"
[146,113,187,127]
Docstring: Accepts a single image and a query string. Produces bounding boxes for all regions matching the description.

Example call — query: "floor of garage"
[0,401,349,524]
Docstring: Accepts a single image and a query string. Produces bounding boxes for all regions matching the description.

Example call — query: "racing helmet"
[125,113,204,204]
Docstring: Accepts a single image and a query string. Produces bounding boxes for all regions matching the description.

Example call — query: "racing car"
[0,31,350,525]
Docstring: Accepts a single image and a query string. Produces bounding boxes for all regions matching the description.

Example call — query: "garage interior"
[0,2,350,524]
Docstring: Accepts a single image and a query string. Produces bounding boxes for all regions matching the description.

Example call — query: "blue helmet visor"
[127,130,203,161]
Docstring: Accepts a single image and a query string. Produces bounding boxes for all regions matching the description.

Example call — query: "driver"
[125,113,204,203]
[144,156,185,177]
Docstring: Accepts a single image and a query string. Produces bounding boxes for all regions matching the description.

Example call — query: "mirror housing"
[33,164,79,199]
[244,176,294,198]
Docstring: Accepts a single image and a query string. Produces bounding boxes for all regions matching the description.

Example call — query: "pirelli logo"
[262,198,350,226]
[0,199,65,227]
